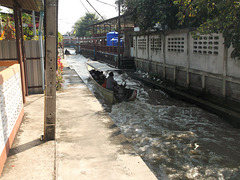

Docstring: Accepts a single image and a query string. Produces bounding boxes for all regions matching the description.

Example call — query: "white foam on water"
[65,55,240,180]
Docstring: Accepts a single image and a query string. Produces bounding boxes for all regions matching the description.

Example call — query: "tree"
[121,0,179,31]
[73,13,100,37]
[58,32,63,43]
[174,0,240,59]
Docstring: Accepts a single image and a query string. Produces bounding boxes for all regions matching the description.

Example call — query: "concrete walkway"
[1,67,157,180]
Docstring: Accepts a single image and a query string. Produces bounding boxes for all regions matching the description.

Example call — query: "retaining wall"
[133,30,240,106]
[0,64,24,175]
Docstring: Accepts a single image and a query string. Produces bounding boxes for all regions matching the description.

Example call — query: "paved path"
[1,67,157,180]
[1,93,55,180]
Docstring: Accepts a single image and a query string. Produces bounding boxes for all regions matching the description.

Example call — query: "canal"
[64,52,240,180]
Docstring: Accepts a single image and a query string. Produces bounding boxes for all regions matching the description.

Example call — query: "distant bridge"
[63,39,80,47]
[63,39,80,52]
[63,36,124,55]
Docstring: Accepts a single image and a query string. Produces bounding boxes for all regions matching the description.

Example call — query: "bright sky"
[0,1,118,35]
[58,0,118,34]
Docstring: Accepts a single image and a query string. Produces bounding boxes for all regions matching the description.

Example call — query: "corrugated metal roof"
[0,0,43,11]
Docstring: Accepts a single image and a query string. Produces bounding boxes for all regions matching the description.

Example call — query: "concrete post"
[222,43,228,97]
[44,0,58,141]
[163,33,166,79]
[186,31,190,88]
[147,34,150,72]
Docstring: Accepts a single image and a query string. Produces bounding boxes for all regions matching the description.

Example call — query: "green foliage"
[0,10,39,40]
[0,12,13,29]
[0,13,10,23]
[58,32,63,43]
[56,56,64,90]
[174,0,240,59]
[22,13,38,40]
[122,0,240,59]
[58,32,63,48]
[122,0,179,31]
[73,13,100,37]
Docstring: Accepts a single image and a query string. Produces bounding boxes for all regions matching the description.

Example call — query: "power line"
[94,0,117,8]
[85,0,105,20]
[80,0,90,13]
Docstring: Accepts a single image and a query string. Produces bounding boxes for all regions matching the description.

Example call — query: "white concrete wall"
[149,34,164,63]
[134,31,240,79]
[165,32,188,67]
[135,35,148,60]
[227,46,240,78]
[0,64,23,157]
[133,30,240,101]
[189,33,225,74]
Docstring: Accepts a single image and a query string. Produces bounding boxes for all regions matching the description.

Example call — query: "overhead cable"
[95,0,117,8]
[80,0,90,13]
[85,0,105,20]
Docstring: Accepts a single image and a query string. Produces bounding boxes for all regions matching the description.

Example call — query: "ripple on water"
[65,54,240,180]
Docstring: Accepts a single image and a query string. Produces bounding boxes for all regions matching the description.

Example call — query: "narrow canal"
[64,52,240,180]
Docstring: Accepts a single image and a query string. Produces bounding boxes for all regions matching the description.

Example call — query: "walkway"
[0,67,157,180]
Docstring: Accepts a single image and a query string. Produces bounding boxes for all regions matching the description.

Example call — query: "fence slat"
[2,40,10,58]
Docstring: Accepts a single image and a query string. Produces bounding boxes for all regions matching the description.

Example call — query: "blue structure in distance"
[107,31,123,47]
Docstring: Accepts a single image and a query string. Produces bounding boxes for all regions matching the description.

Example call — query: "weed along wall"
[133,29,240,106]
[0,64,24,175]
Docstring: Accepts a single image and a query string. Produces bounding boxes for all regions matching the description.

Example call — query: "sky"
[1,0,118,35]
[58,0,118,34]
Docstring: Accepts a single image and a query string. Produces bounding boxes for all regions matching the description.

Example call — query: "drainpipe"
[32,11,36,37]
[0,17,2,35]
[19,9,28,96]
[39,11,45,91]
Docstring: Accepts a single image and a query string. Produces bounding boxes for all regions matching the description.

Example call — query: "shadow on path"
[8,139,48,157]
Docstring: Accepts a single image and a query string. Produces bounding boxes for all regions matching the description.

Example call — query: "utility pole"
[117,0,121,68]
[44,0,58,140]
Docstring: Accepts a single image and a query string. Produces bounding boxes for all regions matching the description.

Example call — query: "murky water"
[64,51,240,180]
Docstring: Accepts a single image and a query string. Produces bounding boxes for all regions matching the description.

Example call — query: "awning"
[87,61,119,72]
[0,0,43,11]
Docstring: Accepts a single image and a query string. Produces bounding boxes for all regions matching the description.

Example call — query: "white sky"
[58,0,118,34]
[1,0,118,35]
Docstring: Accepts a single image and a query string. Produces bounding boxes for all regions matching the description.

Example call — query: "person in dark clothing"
[99,71,105,85]
[65,49,70,55]
[106,72,117,90]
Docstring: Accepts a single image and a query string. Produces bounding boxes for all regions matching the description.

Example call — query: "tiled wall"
[0,64,24,175]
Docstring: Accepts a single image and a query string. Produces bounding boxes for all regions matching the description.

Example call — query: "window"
[150,37,162,51]
[193,35,219,55]
[168,37,185,52]
[138,38,147,49]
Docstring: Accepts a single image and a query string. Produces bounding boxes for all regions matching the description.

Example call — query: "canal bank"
[128,72,240,128]
[57,54,240,179]
[82,53,240,128]
[56,67,157,179]
[0,65,157,179]
[78,47,240,128]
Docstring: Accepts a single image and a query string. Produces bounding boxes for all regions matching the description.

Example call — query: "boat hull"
[86,64,115,104]
[86,61,137,104]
